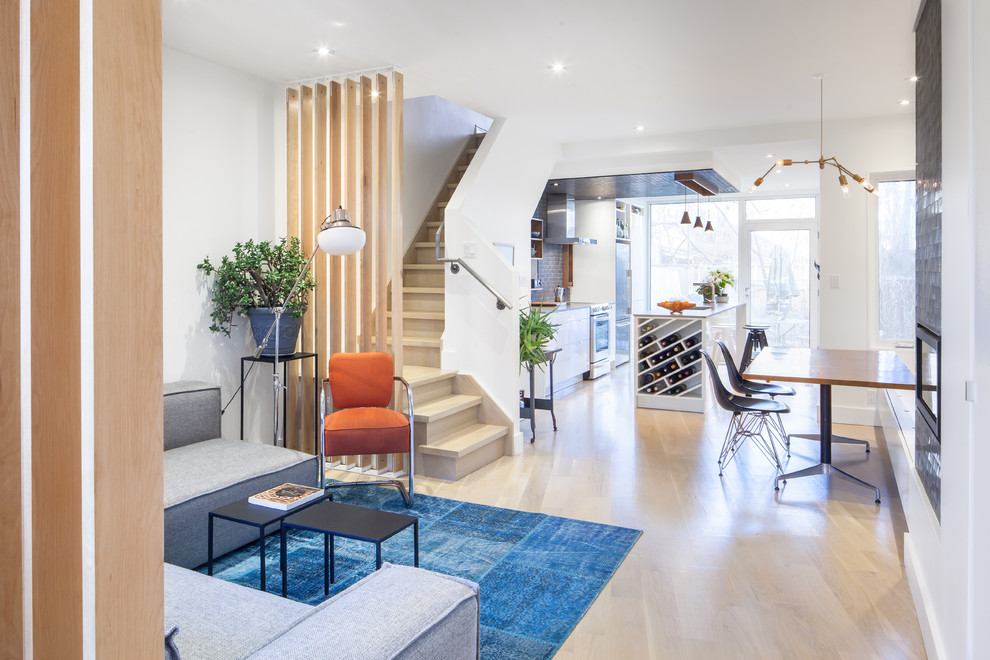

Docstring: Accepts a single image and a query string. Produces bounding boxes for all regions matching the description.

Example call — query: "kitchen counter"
[530,302,592,311]
[634,300,745,319]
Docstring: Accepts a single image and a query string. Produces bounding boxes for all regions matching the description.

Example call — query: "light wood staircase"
[389,131,510,481]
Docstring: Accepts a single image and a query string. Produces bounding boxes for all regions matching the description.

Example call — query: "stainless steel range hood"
[545,194,597,245]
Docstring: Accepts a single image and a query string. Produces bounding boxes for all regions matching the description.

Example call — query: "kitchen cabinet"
[633,303,745,413]
[526,305,590,397]
[530,218,543,259]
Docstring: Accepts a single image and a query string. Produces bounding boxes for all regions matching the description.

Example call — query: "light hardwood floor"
[331,363,926,659]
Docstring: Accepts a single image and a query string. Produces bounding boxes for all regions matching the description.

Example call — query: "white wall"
[570,199,616,302]
[162,48,281,443]
[443,118,560,451]
[816,114,916,423]
[403,96,492,250]
[902,1,984,658]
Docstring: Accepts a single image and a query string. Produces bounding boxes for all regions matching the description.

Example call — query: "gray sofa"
[165,562,480,659]
[164,381,318,568]
[163,381,481,658]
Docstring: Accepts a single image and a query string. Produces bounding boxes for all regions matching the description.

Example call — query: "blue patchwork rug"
[202,487,641,659]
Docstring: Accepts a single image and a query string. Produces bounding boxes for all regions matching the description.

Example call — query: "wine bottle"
[683,335,699,348]
[660,332,681,347]
[665,384,686,395]
[672,344,684,354]
[685,349,701,363]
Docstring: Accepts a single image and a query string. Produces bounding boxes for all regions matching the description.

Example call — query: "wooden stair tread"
[403,286,444,294]
[402,365,456,387]
[404,263,443,270]
[419,424,508,458]
[413,394,481,423]
[413,242,441,248]
[437,202,448,208]
[387,310,444,320]
[387,337,440,348]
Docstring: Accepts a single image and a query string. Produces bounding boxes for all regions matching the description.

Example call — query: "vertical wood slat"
[92,0,163,654]
[390,73,405,474]
[0,0,22,654]
[360,76,374,354]
[297,85,315,453]
[329,81,343,357]
[31,2,84,656]
[313,84,329,457]
[285,89,300,449]
[375,74,388,354]
[344,79,358,354]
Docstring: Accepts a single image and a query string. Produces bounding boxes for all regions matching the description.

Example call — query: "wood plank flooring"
[329,363,926,659]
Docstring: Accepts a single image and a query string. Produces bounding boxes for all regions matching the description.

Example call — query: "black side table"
[207,492,333,592]
[280,500,419,598]
[521,347,560,442]
[240,351,319,448]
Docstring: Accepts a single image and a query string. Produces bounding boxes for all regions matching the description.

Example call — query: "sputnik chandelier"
[750,75,876,197]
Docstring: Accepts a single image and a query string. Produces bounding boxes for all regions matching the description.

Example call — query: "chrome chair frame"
[319,375,415,507]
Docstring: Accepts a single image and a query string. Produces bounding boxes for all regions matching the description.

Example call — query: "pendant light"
[750,75,876,196]
[693,192,703,229]
[680,186,691,225]
[704,195,714,232]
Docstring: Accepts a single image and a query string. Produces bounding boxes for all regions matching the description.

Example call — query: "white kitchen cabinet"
[525,306,590,397]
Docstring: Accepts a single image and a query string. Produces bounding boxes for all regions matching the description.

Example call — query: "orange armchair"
[319,352,414,507]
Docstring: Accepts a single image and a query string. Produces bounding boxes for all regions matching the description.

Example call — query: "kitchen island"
[634,301,745,412]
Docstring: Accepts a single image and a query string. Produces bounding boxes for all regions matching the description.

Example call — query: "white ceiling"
[162,0,917,184]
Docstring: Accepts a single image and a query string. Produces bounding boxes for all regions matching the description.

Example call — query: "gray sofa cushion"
[165,563,313,660]
[164,381,221,450]
[247,563,480,659]
[164,438,314,508]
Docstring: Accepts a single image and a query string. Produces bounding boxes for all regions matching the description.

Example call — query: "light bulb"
[749,177,764,193]
[839,174,850,198]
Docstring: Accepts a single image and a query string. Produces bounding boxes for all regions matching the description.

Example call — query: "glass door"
[742,226,818,348]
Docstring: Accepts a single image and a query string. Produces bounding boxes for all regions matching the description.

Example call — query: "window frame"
[866,170,916,350]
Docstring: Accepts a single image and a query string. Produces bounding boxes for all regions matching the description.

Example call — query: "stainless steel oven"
[588,303,611,379]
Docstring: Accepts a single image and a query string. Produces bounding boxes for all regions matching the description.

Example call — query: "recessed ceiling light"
[552,182,559,187]
[597,196,602,200]
[899,99,911,106]
[775,169,783,175]
[635,125,645,132]
[765,153,775,159]
[784,183,791,187]
[908,75,919,82]
[315,46,334,57]
[549,63,566,73]
[331,21,346,28]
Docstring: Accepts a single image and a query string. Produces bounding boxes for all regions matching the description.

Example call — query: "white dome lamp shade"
[318,206,366,256]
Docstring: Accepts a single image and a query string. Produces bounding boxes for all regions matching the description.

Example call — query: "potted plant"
[197,237,316,355]
[519,303,559,372]
[696,269,735,303]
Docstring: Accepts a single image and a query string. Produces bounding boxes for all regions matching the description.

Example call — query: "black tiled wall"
[915,0,942,518]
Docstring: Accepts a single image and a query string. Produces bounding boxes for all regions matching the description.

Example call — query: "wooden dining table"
[743,347,914,502]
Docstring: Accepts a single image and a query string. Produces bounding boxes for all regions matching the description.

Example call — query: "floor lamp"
[254,206,365,446]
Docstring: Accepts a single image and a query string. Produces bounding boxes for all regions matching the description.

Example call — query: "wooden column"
[344,78,358,354]
[329,81,343,357]
[360,76,374,353]
[313,83,329,456]
[0,0,22,655]
[375,74,388,354]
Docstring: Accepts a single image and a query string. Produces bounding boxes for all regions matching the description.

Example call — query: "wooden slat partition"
[284,88,300,450]
[375,74,388,354]
[0,1,21,654]
[285,68,404,475]
[360,76,374,353]
[329,81,343,358]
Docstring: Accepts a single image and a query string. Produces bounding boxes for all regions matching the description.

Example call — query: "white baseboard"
[831,404,881,427]
[508,430,524,455]
[904,533,947,660]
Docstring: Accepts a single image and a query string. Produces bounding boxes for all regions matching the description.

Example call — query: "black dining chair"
[701,350,789,476]
[716,340,795,456]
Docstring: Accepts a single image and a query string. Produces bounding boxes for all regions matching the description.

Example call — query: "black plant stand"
[240,351,318,448]
[521,348,560,442]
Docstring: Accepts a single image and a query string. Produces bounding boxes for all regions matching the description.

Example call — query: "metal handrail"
[435,220,511,311]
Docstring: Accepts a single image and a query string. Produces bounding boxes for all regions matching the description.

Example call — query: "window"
[649,200,738,304]
[745,197,816,220]
[876,179,916,342]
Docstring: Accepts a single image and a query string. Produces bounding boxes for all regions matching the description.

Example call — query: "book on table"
[248,483,324,511]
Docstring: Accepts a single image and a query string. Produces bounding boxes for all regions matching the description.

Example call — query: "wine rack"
[635,315,706,412]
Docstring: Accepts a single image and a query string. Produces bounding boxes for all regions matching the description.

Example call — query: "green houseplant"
[696,269,736,302]
[197,237,316,354]
[519,303,560,372]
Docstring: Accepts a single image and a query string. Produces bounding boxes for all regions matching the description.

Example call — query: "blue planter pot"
[246,307,304,356]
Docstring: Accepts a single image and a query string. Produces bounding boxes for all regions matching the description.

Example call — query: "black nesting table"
[207,492,332,592]
[280,500,419,598]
